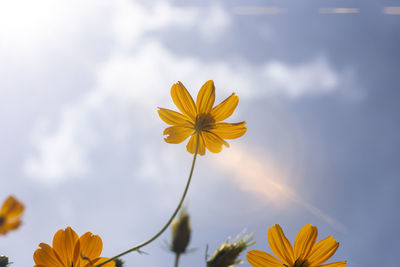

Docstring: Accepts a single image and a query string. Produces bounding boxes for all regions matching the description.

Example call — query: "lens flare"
[215,146,347,233]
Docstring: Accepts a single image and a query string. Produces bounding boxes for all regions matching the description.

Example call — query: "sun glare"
[0,0,58,34]
[216,146,293,206]
[215,146,347,232]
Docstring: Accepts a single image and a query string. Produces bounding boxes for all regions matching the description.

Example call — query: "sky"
[0,0,399,266]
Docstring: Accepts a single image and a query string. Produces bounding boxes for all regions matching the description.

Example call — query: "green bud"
[0,256,9,267]
[206,233,254,267]
[170,208,191,255]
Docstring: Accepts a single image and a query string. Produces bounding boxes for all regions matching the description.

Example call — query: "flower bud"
[114,258,124,267]
[0,255,9,267]
[170,208,191,255]
[206,233,254,267]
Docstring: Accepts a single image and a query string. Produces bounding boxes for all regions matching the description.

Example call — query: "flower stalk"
[96,135,199,267]
[174,253,181,267]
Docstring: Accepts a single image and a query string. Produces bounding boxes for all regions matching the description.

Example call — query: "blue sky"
[0,0,399,266]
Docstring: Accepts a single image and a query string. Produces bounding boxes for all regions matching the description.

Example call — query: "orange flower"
[33,227,115,267]
[158,80,246,155]
[247,224,346,267]
[0,195,24,235]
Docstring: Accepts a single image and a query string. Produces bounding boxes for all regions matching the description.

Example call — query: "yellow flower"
[0,195,24,235]
[158,80,246,155]
[33,227,115,267]
[247,224,346,267]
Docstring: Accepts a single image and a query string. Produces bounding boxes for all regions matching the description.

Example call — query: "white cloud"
[24,99,97,184]
[264,57,338,98]
[0,0,109,57]
[97,42,346,102]
[110,0,231,49]
[22,0,358,184]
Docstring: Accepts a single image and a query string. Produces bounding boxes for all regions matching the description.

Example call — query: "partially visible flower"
[158,80,246,155]
[33,227,115,267]
[0,195,24,235]
[170,208,191,255]
[207,233,254,267]
[247,224,346,267]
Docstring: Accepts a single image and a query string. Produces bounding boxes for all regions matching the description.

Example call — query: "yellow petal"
[73,239,81,267]
[267,225,295,266]
[186,134,206,155]
[157,108,192,126]
[319,261,347,267]
[210,93,239,122]
[294,224,318,261]
[2,220,22,233]
[198,134,206,156]
[246,250,283,267]
[203,131,229,153]
[163,126,194,144]
[307,236,339,266]
[52,227,79,267]
[186,134,196,154]
[171,81,197,121]
[0,196,24,219]
[79,232,103,260]
[211,122,247,139]
[0,227,6,235]
[196,80,215,114]
[33,243,63,267]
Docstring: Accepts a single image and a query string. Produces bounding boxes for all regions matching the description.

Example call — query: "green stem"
[174,253,181,267]
[96,135,200,266]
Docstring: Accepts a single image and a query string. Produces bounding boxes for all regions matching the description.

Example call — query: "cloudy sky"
[1,0,399,266]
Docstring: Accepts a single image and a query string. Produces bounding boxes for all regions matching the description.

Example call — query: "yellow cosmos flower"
[247,224,346,267]
[0,195,24,235]
[158,80,246,155]
[33,227,115,267]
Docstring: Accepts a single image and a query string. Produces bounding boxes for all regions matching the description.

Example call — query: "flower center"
[194,113,215,133]
[0,216,5,226]
[293,259,310,267]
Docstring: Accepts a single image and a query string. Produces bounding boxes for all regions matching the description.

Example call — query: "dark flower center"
[293,259,310,267]
[194,114,215,133]
[0,216,5,226]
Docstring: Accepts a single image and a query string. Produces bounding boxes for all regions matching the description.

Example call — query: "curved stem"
[96,135,200,266]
